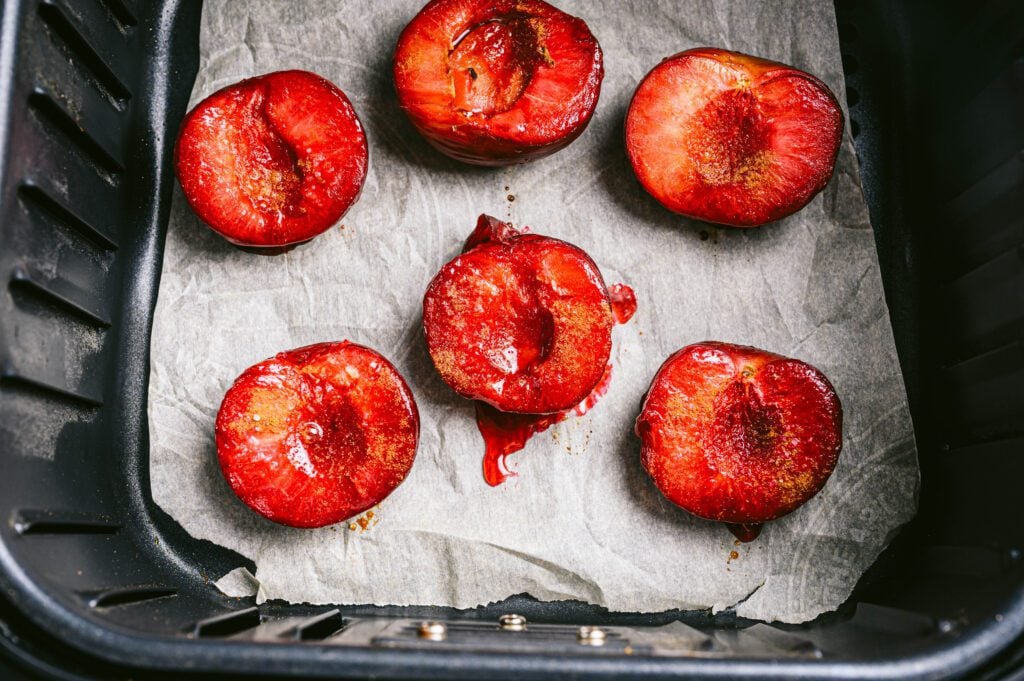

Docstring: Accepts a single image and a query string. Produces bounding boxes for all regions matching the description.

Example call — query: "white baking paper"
[148,0,919,623]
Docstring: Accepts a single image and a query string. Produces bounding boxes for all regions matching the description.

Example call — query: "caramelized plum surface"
[637,342,842,539]
[175,70,368,248]
[216,342,419,528]
[394,0,603,165]
[423,215,614,414]
[626,48,843,226]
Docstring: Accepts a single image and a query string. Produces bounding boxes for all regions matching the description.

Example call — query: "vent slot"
[1,371,103,408]
[938,152,1023,280]
[87,586,177,609]
[0,380,97,460]
[37,2,131,109]
[28,90,124,176]
[289,610,345,641]
[743,624,823,657]
[98,0,137,32]
[941,340,1024,444]
[942,246,1024,358]
[193,608,262,638]
[18,184,118,251]
[10,267,111,327]
[5,282,107,405]
[13,510,119,535]
[850,603,938,637]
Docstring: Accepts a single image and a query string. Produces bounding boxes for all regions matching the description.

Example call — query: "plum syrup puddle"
[476,284,637,486]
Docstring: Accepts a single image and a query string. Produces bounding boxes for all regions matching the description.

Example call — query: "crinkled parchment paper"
[147,0,918,623]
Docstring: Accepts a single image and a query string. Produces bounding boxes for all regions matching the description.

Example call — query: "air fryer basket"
[0,0,1021,679]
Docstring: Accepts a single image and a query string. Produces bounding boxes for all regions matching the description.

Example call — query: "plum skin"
[636,341,843,526]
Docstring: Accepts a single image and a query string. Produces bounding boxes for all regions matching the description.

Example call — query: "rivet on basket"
[498,613,528,631]
[417,621,447,641]
[577,626,607,646]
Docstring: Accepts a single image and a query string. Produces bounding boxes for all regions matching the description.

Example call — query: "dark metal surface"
[0,0,1022,678]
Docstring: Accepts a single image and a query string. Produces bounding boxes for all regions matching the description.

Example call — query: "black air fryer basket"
[1,0,1022,679]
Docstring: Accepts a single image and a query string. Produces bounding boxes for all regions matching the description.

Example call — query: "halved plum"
[425,215,635,485]
[215,341,419,528]
[175,70,368,249]
[393,0,603,165]
[423,215,614,413]
[635,342,842,540]
[625,48,843,227]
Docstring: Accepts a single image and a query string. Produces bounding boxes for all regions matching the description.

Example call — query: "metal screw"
[498,613,527,631]
[418,621,447,641]
[577,625,607,646]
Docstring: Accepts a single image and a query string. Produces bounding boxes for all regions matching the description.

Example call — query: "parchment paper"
[148,0,919,623]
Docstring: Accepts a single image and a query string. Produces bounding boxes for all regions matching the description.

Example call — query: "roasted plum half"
[423,214,615,413]
[626,48,843,227]
[424,215,635,485]
[216,341,419,528]
[636,342,842,540]
[176,70,368,249]
[394,0,603,165]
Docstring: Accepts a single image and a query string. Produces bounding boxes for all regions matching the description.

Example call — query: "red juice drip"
[609,283,637,324]
[726,522,763,542]
[476,364,614,486]
[476,404,563,486]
